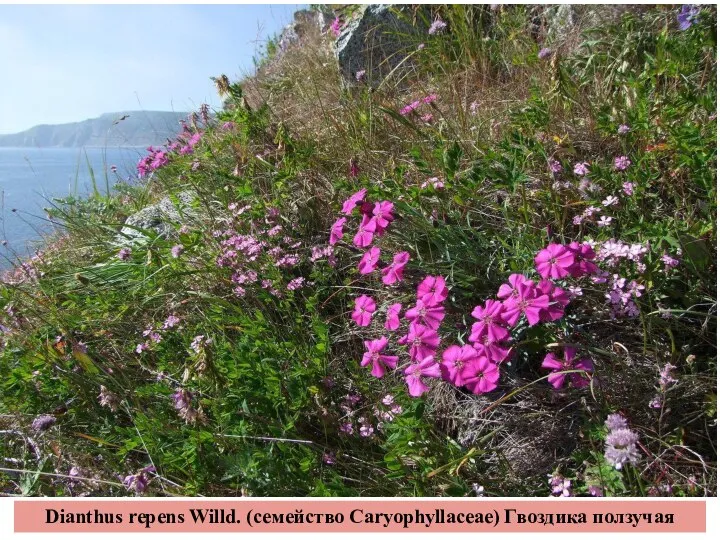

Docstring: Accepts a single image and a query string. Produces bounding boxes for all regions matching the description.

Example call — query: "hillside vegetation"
[0,4,716,497]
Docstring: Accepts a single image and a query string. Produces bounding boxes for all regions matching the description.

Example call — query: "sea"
[0,146,143,269]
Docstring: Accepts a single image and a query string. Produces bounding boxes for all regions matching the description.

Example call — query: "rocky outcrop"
[118,191,196,242]
[278,8,335,51]
[335,5,423,87]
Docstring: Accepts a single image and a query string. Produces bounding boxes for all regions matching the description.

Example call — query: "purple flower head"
[163,314,180,330]
[400,100,421,116]
[31,414,56,432]
[171,244,184,258]
[549,474,572,497]
[659,363,678,388]
[287,277,306,291]
[118,247,132,261]
[567,241,598,277]
[618,124,630,134]
[548,158,562,175]
[428,18,448,35]
[573,162,590,176]
[372,201,395,230]
[678,4,700,30]
[605,428,641,469]
[497,273,534,300]
[605,413,628,432]
[614,155,631,171]
[538,47,552,59]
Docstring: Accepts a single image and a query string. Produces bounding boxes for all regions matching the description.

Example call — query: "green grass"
[0,4,716,497]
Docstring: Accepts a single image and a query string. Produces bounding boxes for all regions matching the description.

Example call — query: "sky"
[0,3,305,134]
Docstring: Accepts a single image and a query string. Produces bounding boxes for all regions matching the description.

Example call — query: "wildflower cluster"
[214,203,324,298]
[337,392,402,438]
[136,111,206,178]
[335,183,606,398]
[135,313,182,354]
[399,94,437,120]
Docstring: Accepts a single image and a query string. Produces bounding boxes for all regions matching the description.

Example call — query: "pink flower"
[361,336,398,378]
[381,251,410,285]
[385,303,402,331]
[329,17,344,37]
[351,295,376,326]
[567,241,598,277]
[501,281,549,327]
[421,177,444,189]
[341,188,367,215]
[542,347,593,389]
[372,201,395,231]
[422,94,437,104]
[469,299,509,343]
[440,345,482,386]
[416,275,448,306]
[399,100,421,116]
[352,214,377,247]
[497,273,534,300]
[404,356,441,397]
[405,299,445,330]
[473,340,511,364]
[461,355,500,394]
[403,323,440,361]
[329,217,346,245]
[534,243,576,279]
[537,280,570,321]
[597,216,613,227]
[358,246,381,275]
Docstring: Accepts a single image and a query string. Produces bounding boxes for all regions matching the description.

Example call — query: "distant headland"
[0,111,189,148]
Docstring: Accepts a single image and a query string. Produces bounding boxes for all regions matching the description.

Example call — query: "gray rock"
[335,5,422,87]
[118,191,196,243]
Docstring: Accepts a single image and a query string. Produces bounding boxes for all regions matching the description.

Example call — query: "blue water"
[0,147,142,267]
